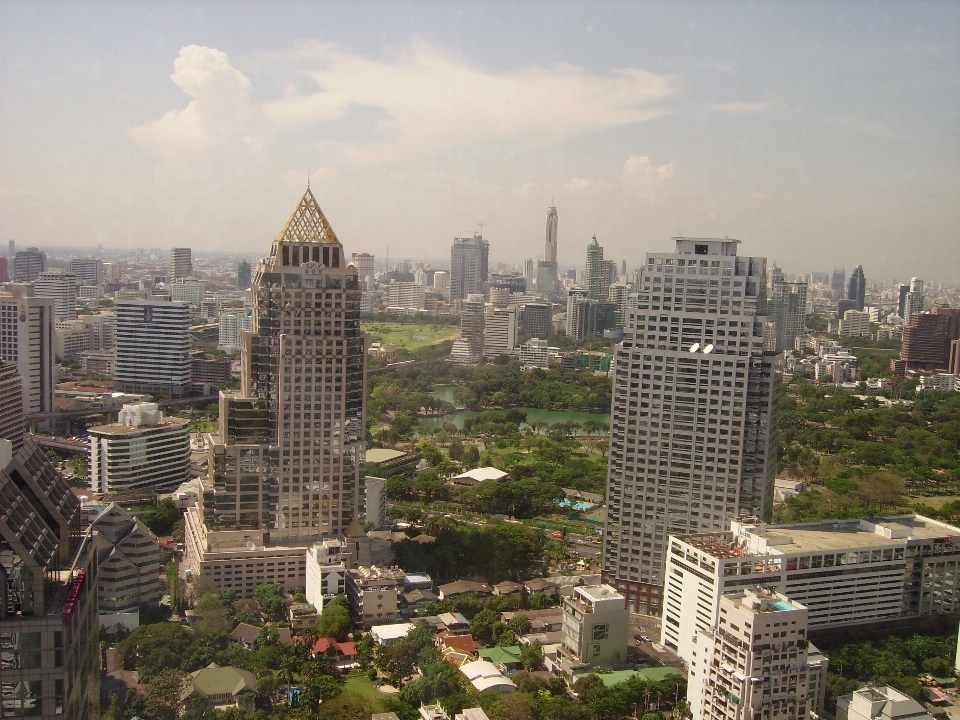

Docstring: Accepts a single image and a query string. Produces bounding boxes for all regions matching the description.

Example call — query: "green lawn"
[362,322,460,352]
[343,674,386,708]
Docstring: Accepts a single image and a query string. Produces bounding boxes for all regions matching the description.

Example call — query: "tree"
[469,608,503,647]
[145,668,189,720]
[253,582,287,622]
[314,602,352,641]
[45,450,60,465]
[528,592,554,610]
[507,614,531,635]
[117,622,195,681]
[520,640,544,671]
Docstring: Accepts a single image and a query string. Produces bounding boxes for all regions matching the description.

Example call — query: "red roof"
[311,637,357,657]
[436,632,481,655]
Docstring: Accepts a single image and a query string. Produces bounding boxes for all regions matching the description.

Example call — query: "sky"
[1,1,958,283]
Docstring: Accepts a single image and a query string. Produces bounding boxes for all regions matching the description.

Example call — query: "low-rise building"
[449,467,508,486]
[459,660,517,694]
[837,686,935,720]
[519,337,550,369]
[662,515,960,662]
[346,565,406,625]
[687,588,825,720]
[89,402,191,494]
[229,623,261,650]
[438,580,492,599]
[371,622,416,645]
[557,583,628,674]
[182,663,257,714]
[305,538,347,610]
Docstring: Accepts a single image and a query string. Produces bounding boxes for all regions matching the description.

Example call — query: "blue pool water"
[556,499,597,511]
[770,600,794,612]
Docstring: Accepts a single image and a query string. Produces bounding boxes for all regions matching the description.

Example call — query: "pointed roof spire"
[274,187,340,244]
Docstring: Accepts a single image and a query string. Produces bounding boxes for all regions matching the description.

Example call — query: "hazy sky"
[1,2,958,283]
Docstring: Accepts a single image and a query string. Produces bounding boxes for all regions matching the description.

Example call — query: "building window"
[592,624,609,641]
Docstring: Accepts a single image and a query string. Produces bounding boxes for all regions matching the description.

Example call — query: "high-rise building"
[350,253,375,290]
[0,288,56,416]
[0,436,100,719]
[897,284,910,318]
[451,295,485,363]
[566,288,598,341]
[33,270,78,321]
[170,278,204,307]
[218,309,253,352]
[185,187,368,597]
[847,265,866,311]
[89,403,191,494]
[483,306,518,358]
[170,247,193,280]
[0,257,8,283]
[520,303,551,339]
[544,205,558,265]
[767,277,808,352]
[604,238,779,615]
[237,260,252,290]
[450,235,489,302]
[830,267,846,297]
[608,283,632,330]
[432,270,449,294]
[900,312,954,372]
[387,281,426,311]
[687,588,823,720]
[0,361,25,450]
[12,247,46,282]
[585,235,614,301]
[7,240,13,257]
[69,258,104,286]
[113,299,191,397]
[904,277,925,327]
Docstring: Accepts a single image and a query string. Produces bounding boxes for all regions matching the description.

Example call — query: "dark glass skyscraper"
[847,265,866,311]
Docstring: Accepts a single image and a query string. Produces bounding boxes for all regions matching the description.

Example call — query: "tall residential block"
[0,257,8,283]
[113,299,191,397]
[218,309,253,352]
[0,362,26,450]
[12,247,46,282]
[585,235,614,301]
[604,238,779,615]
[69,258,103,286]
[88,402,191,495]
[450,235,489,302]
[904,277,924,327]
[0,437,100,719]
[566,288,598,341]
[483,306,518,358]
[451,295,485,363]
[170,247,193,280]
[688,588,824,720]
[387,281,426,311]
[34,270,78,321]
[0,289,56,416]
[185,187,368,597]
[768,278,808,352]
[237,259,252,289]
[662,515,960,661]
[351,253,375,290]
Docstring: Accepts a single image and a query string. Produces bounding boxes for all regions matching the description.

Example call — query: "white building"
[114,299,191,397]
[70,258,104,286]
[351,252,375,290]
[837,686,934,720]
[839,309,872,338]
[433,270,449,294]
[918,373,960,394]
[484,306,518,358]
[170,278,204,307]
[387,281,426,311]
[305,538,347,611]
[688,588,825,720]
[459,661,517,694]
[519,338,550,369]
[365,476,387,530]
[662,515,960,662]
[557,584,628,674]
[218,309,253,352]
[88,402,191,494]
[34,269,78,320]
[604,237,779,616]
[0,289,55,415]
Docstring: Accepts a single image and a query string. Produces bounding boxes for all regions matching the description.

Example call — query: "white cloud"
[711,100,774,114]
[560,156,675,201]
[130,41,680,172]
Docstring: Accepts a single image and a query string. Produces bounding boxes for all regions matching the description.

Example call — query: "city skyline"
[1,2,958,283]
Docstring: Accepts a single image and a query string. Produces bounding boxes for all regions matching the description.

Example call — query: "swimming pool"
[555,499,598,511]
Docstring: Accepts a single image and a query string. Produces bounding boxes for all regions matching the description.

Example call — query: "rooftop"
[366,448,410,463]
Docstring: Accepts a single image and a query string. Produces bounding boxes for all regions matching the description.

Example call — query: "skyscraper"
[0,257,7,283]
[0,361,25,450]
[603,238,779,615]
[830,267,846,297]
[847,265,866,311]
[536,207,559,296]
[237,259,252,289]
[170,247,193,280]
[585,235,614,301]
[350,253,375,290]
[0,287,56,416]
[12,247,46,282]
[904,277,925,326]
[113,299,191,397]
[450,235,489,302]
[69,258,104,286]
[185,187,368,597]
[897,284,910,318]
[566,288,598,340]
[767,276,808,352]
[34,270,78,321]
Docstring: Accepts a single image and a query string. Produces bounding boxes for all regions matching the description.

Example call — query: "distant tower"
[585,235,614,301]
[7,240,14,258]
[12,247,46,282]
[904,277,925,327]
[544,205,558,264]
[170,247,193,280]
[450,235,489,301]
[831,268,846,297]
[237,260,252,289]
[847,265,866,311]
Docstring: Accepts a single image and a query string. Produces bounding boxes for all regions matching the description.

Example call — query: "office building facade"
[767,279,808,352]
[0,437,100,719]
[387,281,426,311]
[566,288,598,341]
[0,361,26,450]
[847,265,866,311]
[662,515,960,662]
[483,306,518,358]
[350,253,375,290]
[585,235,614,302]
[603,238,779,615]
[237,260,252,290]
[69,259,103,287]
[12,248,46,282]
[88,402,191,494]
[450,235,489,302]
[904,277,924,327]
[520,303,552,339]
[113,299,191,397]
[91,503,162,617]
[170,247,193,280]
[33,271,78,322]
[186,187,368,595]
[0,290,56,416]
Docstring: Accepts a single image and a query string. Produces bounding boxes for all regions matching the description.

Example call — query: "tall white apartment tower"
[170,247,193,280]
[34,269,78,320]
[603,238,780,615]
[0,288,56,415]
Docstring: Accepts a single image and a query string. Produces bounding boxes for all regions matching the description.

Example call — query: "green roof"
[478,646,522,664]
[186,663,257,698]
[575,667,682,687]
